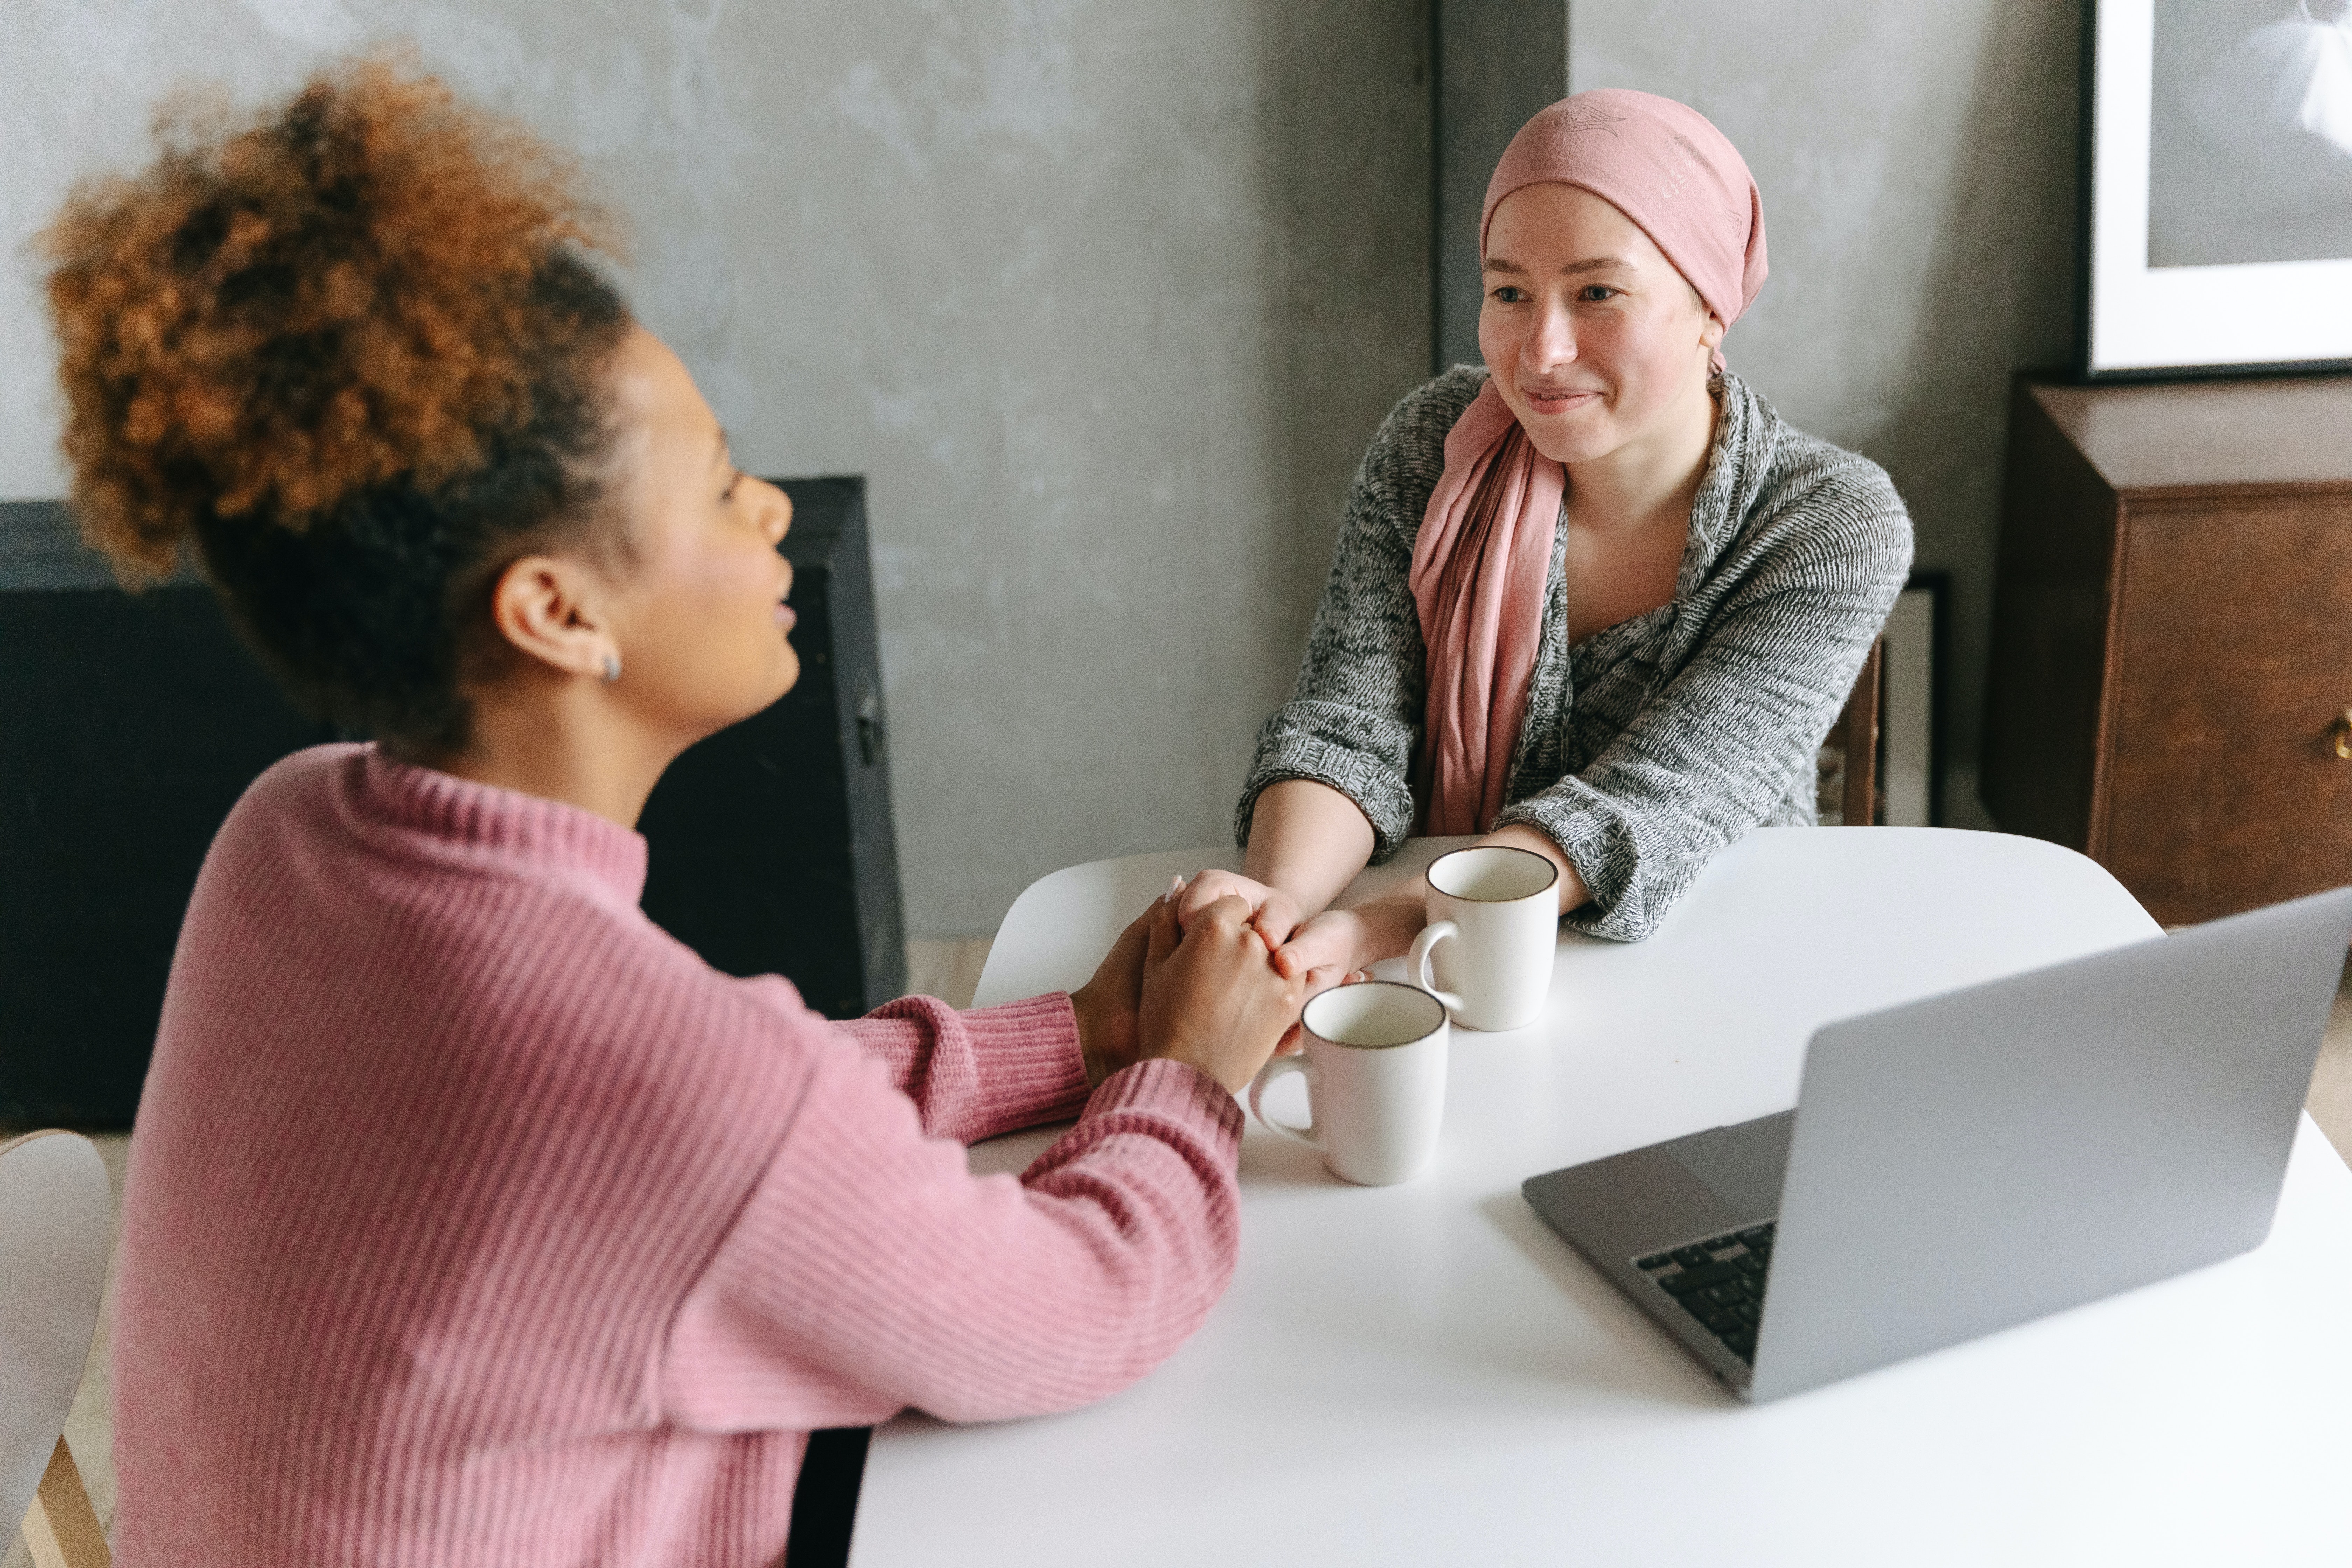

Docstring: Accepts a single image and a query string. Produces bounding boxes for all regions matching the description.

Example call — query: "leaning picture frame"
[2081,0,2352,379]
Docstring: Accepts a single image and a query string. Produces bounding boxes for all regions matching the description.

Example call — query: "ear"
[1699,310,1727,352]
[486,552,618,681]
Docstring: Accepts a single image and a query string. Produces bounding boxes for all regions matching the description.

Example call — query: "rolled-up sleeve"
[1237,373,1480,860]
[1235,495,1423,858]
[1494,466,1913,940]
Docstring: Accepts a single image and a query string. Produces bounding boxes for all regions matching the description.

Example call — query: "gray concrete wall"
[1572,1,2082,825]
[2,0,2082,929]
[0,0,1431,935]
[1433,1,1565,372]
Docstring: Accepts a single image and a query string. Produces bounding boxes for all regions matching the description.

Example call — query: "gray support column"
[1432,1,1569,374]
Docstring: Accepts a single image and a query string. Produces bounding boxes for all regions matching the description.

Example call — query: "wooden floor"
[12,936,2352,1567]
[901,937,995,1011]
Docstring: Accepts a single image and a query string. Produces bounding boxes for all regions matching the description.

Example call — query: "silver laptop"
[1522,887,2352,1404]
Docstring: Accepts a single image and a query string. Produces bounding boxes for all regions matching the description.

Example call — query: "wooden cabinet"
[1983,376,2352,926]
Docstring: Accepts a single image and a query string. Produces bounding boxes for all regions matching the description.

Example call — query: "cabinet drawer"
[2100,500,2352,925]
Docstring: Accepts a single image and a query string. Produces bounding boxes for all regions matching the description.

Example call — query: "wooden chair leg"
[19,1435,110,1568]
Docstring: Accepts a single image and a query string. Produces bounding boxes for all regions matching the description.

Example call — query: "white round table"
[851,828,2352,1567]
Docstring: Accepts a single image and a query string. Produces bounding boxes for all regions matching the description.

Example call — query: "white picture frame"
[2084,0,2352,378]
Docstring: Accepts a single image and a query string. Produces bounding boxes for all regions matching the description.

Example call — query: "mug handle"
[1248,1054,1322,1150]
[1409,920,1468,1016]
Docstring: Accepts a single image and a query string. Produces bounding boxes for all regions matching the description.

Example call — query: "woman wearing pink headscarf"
[1183,90,1911,977]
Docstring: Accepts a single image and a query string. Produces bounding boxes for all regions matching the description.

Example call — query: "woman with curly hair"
[50,60,1301,1566]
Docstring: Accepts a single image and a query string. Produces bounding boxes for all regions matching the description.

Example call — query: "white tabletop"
[851,828,2352,1567]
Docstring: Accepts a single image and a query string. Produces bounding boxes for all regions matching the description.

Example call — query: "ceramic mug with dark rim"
[1248,980,1448,1186]
[1406,844,1560,1031]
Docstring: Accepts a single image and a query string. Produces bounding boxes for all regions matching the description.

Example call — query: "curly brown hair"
[42,56,632,748]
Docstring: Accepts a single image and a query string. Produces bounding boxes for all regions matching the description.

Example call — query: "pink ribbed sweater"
[111,746,1243,1567]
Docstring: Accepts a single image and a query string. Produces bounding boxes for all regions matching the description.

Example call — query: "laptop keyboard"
[1634,1223,1774,1365]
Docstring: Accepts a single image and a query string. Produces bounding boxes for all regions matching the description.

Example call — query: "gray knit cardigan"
[1238,366,1914,941]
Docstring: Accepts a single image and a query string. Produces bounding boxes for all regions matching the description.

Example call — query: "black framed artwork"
[2081,0,2352,378]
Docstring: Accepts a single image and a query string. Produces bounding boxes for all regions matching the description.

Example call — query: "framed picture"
[2081,0,2352,378]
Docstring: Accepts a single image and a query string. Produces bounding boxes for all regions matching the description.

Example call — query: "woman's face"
[1477,182,1724,465]
[599,327,799,743]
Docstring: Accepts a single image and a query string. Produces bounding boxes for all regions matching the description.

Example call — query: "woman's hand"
[1070,902,1155,1087]
[1138,894,1307,1096]
[1274,894,1428,993]
[1173,869,1304,951]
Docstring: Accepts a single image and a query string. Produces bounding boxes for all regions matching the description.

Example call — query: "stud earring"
[601,652,622,684]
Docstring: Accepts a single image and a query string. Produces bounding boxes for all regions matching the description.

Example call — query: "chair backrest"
[0,1132,112,1545]
[1832,639,1885,827]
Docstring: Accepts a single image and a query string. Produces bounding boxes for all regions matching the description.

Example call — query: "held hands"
[1137,892,1306,1096]
[1278,899,1427,991]
[1175,870,1427,999]
[1070,903,1153,1087]
[1072,884,1309,1095]
[1174,869,1303,951]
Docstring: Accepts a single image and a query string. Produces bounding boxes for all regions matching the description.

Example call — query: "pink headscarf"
[1410,90,1766,837]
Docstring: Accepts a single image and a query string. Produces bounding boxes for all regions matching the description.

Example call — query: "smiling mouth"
[1521,386,1601,412]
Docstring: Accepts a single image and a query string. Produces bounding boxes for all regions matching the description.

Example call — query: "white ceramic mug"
[1406,844,1560,1032]
[1248,981,1448,1186]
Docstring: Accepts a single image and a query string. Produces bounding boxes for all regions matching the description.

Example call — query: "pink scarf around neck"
[1409,90,1766,837]
[1409,381,1561,836]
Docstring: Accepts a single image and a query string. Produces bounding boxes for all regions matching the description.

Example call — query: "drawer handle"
[2337,710,2352,760]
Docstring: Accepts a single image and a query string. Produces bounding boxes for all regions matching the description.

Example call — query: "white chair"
[2,1131,113,1568]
